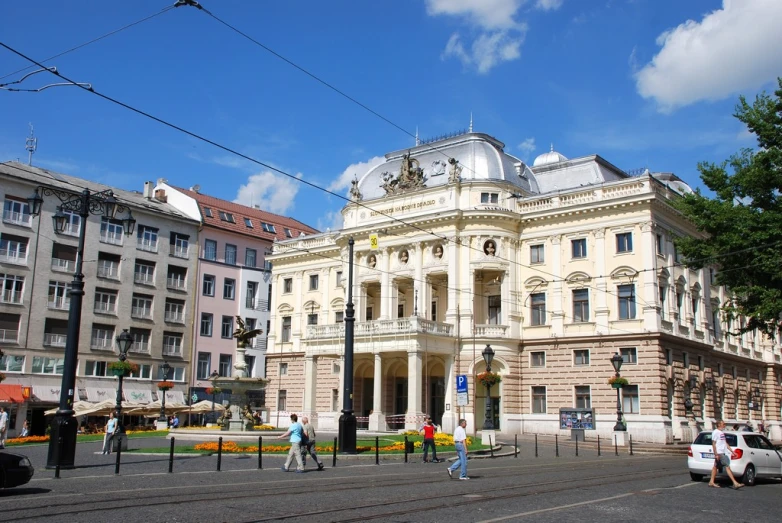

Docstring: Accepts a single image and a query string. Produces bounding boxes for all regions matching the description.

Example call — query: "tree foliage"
[674,78,782,336]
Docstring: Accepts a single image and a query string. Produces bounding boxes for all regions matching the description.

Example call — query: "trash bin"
[571,429,585,442]
[112,432,128,452]
[405,440,415,453]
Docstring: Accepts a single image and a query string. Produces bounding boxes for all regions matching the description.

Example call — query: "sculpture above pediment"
[381,152,427,196]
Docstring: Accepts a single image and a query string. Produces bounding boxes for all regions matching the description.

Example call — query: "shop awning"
[0,384,25,403]
[164,390,185,404]
[123,388,153,404]
[86,387,117,402]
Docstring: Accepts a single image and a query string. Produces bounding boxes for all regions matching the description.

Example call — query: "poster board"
[559,408,595,430]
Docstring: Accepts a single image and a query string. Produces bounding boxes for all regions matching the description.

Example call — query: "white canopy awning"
[86,387,117,402]
[123,388,153,404]
[33,385,82,403]
[164,390,185,404]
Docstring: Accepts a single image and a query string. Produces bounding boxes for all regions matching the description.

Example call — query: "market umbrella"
[188,400,225,413]
[44,401,97,416]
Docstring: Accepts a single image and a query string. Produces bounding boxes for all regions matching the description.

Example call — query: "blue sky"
[1,0,781,231]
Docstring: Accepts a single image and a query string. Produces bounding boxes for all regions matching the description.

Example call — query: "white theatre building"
[265,131,781,443]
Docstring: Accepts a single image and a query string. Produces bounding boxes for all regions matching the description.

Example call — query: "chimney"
[154,189,167,203]
[253,204,260,209]
[143,181,154,199]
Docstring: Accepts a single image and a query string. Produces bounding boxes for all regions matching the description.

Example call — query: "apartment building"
[0,162,199,436]
[265,132,782,443]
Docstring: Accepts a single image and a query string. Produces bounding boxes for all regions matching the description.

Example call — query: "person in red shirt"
[420,417,440,463]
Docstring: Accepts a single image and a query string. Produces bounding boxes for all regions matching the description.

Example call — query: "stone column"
[549,235,564,335]
[593,229,609,332]
[414,243,424,316]
[380,249,391,320]
[446,235,460,325]
[406,350,423,430]
[369,353,386,430]
[303,355,317,420]
[292,270,303,352]
[441,354,457,433]
[764,364,781,440]
[641,222,660,329]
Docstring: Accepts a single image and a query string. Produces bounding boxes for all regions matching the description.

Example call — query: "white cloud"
[517,137,536,157]
[233,170,300,215]
[535,0,563,11]
[444,31,524,74]
[316,209,344,233]
[635,0,782,112]
[327,156,385,194]
[425,0,525,30]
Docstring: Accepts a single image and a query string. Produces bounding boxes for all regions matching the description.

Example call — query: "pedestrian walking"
[102,412,118,455]
[447,419,469,480]
[420,417,440,463]
[0,406,8,449]
[277,413,305,473]
[709,420,743,489]
[301,416,325,471]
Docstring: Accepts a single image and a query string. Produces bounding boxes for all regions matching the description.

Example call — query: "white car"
[688,430,782,486]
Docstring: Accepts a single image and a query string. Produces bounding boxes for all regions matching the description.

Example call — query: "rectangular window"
[246,281,258,309]
[131,294,153,319]
[336,271,343,287]
[659,286,666,320]
[284,228,293,238]
[0,273,24,304]
[532,386,547,414]
[169,233,189,258]
[698,355,704,371]
[572,289,589,322]
[620,347,637,364]
[278,390,287,411]
[134,261,155,285]
[616,232,633,253]
[281,316,291,342]
[0,354,24,372]
[571,238,587,258]
[218,211,235,223]
[245,248,257,268]
[574,349,590,366]
[3,198,31,226]
[90,324,114,350]
[203,207,213,218]
[166,266,187,290]
[48,280,71,310]
[130,328,150,353]
[480,192,499,204]
[308,313,318,326]
[397,303,404,318]
[283,278,293,293]
[261,222,276,233]
[530,244,544,264]
[331,389,339,411]
[335,311,344,323]
[280,362,288,376]
[202,274,215,296]
[622,385,639,414]
[164,299,185,323]
[530,293,546,326]
[200,313,213,336]
[197,352,211,380]
[162,333,183,356]
[223,278,235,299]
[221,316,233,338]
[204,239,217,261]
[0,234,29,264]
[244,217,253,228]
[31,356,65,375]
[100,217,124,245]
[488,295,501,324]
[618,284,636,319]
[530,351,546,367]
[97,254,120,279]
[94,289,118,314]
[366,306,373,321]
[85,360,108,377]
[676,291,683,323]
[218,354,232,376]
[431,300,437,321]
[656,234,664,255]
[575,386,591,409]
[225,244,237,265]
[712,309,721,337]
[309,274,318,290]
[666,349,673,365]
[61,210,81,236]
[137,225,158,252]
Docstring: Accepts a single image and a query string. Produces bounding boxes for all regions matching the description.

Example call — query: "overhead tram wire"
[0,3,178,81]
[0,42,748,314]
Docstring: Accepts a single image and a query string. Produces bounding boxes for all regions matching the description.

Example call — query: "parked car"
[688,430,782,486]
[0,451,35,489]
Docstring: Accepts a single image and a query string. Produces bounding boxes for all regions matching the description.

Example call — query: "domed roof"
[533,144,568,167]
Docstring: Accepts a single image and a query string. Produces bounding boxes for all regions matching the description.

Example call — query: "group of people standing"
[277,413,325,472]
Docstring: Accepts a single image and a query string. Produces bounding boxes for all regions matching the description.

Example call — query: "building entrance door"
[491,397,501,430]
[429,378,445,426]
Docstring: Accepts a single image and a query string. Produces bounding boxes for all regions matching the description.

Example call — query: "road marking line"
[477,493,635,522]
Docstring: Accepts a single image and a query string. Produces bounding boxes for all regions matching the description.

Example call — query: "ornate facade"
[266,132,782,443]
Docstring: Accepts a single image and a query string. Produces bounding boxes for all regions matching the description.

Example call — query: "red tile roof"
[174,187,319,241]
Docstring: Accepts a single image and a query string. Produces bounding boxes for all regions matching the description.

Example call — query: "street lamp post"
[159,361,172,423]
[610,353,626,431]
[338,237,357,453]
[113,329,133,446]
[29,186,136,469]
[481,345,495,430]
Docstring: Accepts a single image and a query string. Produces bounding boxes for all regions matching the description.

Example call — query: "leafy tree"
[674,78,782,336]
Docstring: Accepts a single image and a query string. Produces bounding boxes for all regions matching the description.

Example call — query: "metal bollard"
[404,436,409,463]
[55,435,63,479]
[168,437,175,473]
[514,434,518,458]
[597,435,601,456]
[555,434,559,457]
[217,437,223,471]
[535,434,538,458]
[114,434,123,475]
[375,436,379,465]
[258,436,263,469]
[575,435,579,457]
[629,434,634,456]
[332,437,337,467]
[614,434,618,456]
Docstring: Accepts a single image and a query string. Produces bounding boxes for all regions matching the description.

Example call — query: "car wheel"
[741,464,756,486]
[689,472,704,482]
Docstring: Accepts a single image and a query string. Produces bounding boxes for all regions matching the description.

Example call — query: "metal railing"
[166,277,186,290]
[253,337,267,351]
[164,311,184,323]
[0,329,19,343]
[48,296,70,310]
[0,289,22,304]
[0,248,28,265]
[2,209,31,226]
[99,231,123,245]
[90,337,113,350]
[162,343,182,356]
[94,301,116,314]
[131,307,152,319]
[51,258,75,272]
[134,272,154,284]
[129,341,149,353]
[43,333,67,347]
[170,245,189,258]
[245,297,268,311]
[97,265,119,279]
[137,239,158,252]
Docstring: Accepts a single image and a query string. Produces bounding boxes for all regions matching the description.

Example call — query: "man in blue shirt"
[171,414,179,428]
[277,413,305,473]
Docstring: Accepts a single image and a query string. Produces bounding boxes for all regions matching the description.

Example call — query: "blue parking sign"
[456,375,468,393]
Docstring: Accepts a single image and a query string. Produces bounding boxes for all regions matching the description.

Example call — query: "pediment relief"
[610,266,638,281]
[566,272,591,286]
[277,303,294,313]
[524,276,548,290]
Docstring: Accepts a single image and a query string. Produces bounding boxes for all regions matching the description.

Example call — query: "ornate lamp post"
[159,361,172,423]
[610,353,626,431]
[481,344,495,430]
[29,186,136,469]
[338,237,357,453]
[113,329,133,442]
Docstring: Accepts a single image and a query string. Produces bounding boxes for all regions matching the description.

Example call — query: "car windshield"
[693,432,738,447]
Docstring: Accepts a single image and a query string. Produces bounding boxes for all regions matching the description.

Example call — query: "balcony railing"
[94,302,116,314]
[2,209,31,226]
[166,277,186,290]
[134,272,154,285]
[44,333,67,347]
[48,296,70,310]
[129,340,150,354]
[170,245,189,258]
[61,223,80,236]
[473,324,509,337]
[163,343,182,356]
[137,239,158,252]
[97,265,119,279]
[100,231,123,245]
[245,297,268,311]
[306,317,455,340]
[165,311,184,323]
[0,289,22,304]
[131,307,152,319]
[0,328,19,343]
[51,258,75,273]
[253,337,267,351]
[90,337,113,350]
[0,248,28,265]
